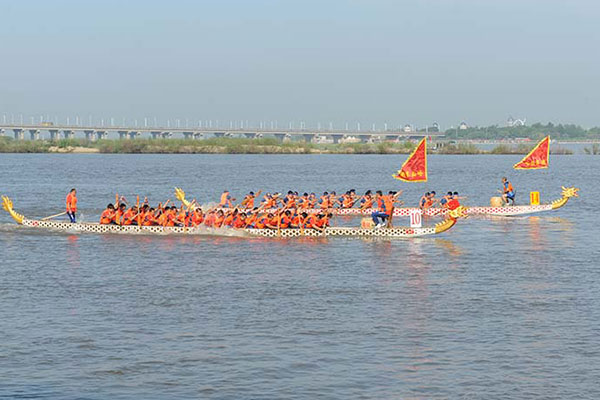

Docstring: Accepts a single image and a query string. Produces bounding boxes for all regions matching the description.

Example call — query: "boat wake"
[0,222,251,238]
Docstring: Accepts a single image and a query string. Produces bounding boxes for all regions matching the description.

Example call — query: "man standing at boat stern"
[66,188,77,223]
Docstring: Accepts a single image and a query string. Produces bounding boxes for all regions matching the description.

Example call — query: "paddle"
[41,211,66,221]
[386,207,395,228]
[276,207,286,237]
[299,214,305,236]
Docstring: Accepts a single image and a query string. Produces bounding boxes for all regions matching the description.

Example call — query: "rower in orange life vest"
[360,190,374,210]
[261,193,279,209]
[371,190,399,228]
[142,208,158,226]
[232,212,247,228]
[446,192,461,210]
[439,192,452,208]
[319,192,331,209]
[501,177,515,205]
[121,206,139,226]
[282,191,297,209]
[99,204,116,224]
[240,192,256,209]
[189,207,204,227]
[223,209,238,227]
[298,193,310,209]
[291,212,306,228]
[419,191,436,210]
[307,193,317,208]
[219,190,235,208]
[66,188,77,223]
[340,190,356,208]
[329,191,340,208]
[213,210,225,228]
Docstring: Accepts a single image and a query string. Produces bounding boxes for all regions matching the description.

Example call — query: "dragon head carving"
[448,205,468,219]
[1,195,24,224]
[2,195,13,213]
[174,187,186,202]
[561,187,579,199]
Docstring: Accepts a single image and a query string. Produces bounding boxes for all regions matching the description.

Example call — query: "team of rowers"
[419,191,463,210]
[98,188,463,229]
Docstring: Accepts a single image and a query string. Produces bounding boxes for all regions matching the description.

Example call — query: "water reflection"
[433,238,464,259]
[66,235,81,268]
[527,216,545,252]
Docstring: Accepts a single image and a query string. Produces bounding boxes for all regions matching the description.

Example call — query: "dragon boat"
[1,196,466,239]
[190,187,578,218]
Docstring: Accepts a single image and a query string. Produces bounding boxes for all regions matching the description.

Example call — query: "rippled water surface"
[1,154,599,399]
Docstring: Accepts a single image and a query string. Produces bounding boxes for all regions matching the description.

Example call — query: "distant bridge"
[0,124,444,143]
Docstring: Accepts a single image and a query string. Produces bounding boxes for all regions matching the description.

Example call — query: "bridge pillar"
[213,132,225,138]
[13,129,24,140]
[385,134,400,142]
[128,131,140,139]
[118,130,129,140]
[84,130,96,141]
[244,132,257,139]
[48,129,60,141]
[182,131,194,140]
[63,130,75,140]
[303,133,315,143]
[358,135,371,143]
[96,131,108,140]
[29,129,41,140]
[331,134,345,144]
[274,133,286,142]
[150,131,161,139]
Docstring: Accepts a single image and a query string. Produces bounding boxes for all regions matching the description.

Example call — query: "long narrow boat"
[186,187,578,218]
[1,196,466,239]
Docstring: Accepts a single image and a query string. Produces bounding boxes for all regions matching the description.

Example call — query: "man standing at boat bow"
[66,188,77,223]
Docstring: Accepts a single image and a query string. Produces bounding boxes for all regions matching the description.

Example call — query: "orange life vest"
[241,195,255,208]
[305,214,319,229]
[66,193,77,212]
[219,192,232,207]
[232,216,246,228]
[245,214,257,228]
[223,213,235,226]
[142,213,156,226]
[279,215,291,228]
[342,196,354,208]
[213,215,225,228]
[122,209,136,225]
[255,215,268,229]
[360,196,374,209]
[447,198,460,210]
[204,213,215,227]
[99,209,114,224]
[190,210,203,226]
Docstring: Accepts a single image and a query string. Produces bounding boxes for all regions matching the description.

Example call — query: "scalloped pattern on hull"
[245,226,437,238]
[19,218,439,238]
[21,219,207,235]
[463,204,553,216]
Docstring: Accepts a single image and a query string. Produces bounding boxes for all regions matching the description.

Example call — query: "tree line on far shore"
[444,122,600,141]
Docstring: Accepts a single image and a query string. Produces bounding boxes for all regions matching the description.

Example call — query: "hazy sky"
[1,0,598,129]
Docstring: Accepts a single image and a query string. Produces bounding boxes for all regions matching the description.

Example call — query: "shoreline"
[0,137,583,155]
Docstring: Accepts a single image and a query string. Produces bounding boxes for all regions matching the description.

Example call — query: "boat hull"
[18,218,442,238]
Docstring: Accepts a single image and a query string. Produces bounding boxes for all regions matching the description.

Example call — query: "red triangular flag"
[393,137,427,182]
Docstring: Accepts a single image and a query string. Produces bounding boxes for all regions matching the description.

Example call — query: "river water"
[1,154,598,399]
